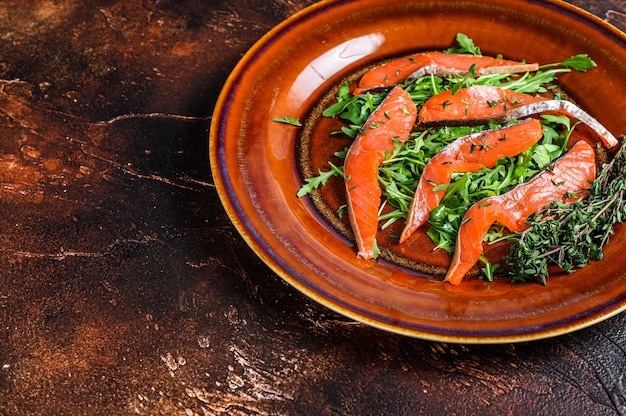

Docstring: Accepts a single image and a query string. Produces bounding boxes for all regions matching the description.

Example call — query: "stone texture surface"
[0,1,625,415]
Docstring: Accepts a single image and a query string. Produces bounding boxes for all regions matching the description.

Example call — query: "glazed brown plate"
[210,0,626,343]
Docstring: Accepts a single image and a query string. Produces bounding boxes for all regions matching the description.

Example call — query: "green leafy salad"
[296,34,626,283]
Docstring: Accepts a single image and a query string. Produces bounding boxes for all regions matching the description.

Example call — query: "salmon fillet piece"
[344,86,417,259]
[354,52,538,95]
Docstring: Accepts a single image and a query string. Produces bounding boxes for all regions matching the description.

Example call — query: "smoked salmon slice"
[399,118,544,243]
[444,140,597,285]
[353,52,538,95]
[418,86,619,148]
[418,85,548,124]
[344,86,417,259]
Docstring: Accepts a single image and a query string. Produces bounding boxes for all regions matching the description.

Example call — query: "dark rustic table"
[1,1,625,415]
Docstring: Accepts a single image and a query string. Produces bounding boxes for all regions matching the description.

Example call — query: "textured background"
[0,1,625,415]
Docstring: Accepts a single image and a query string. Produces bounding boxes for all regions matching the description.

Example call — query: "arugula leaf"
[296,162,343,198]
[532,143,561,170]
[443,33,482,55]
[272,116,302,126]
[556,54,597,72]
[479,255,500,281]
[539,54,597,72]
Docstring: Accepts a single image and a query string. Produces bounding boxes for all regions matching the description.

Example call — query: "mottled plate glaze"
[210,0,626,343]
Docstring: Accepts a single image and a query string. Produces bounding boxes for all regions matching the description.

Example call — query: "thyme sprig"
[507,137,626,284]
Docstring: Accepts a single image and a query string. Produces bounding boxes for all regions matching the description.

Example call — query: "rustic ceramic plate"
[210,0,626,343]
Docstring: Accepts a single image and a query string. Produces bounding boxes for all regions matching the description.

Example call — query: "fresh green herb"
[479,255,500,281]
[540,54,597,72]
[272,116,302,126]
[443,33,482,55]
[372,239,381,259]
[467,63,477,78]
[296,162,343,197]
[323,83,384,126]
[337,204,347,218]
[507,137,626,284]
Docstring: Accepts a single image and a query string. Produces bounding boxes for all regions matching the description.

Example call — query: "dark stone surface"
[0,1,624,415]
